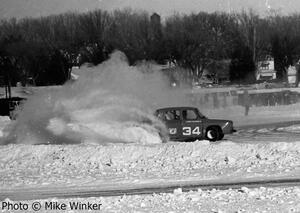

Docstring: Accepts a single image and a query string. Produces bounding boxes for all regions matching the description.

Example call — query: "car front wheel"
[205,127,221,142]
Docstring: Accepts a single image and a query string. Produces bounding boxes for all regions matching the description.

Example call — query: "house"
[287,65,299,87]
[256,56,277,80]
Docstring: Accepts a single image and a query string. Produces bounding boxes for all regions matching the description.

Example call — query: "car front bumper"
[222,121,235,134]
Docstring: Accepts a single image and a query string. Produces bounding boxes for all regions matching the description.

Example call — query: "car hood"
[204,118,233,125]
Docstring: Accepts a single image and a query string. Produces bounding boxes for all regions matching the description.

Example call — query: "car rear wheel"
[218,133,224,140]
[205,127,221,142]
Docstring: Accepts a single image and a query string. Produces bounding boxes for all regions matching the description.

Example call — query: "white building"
[256,56,276,80]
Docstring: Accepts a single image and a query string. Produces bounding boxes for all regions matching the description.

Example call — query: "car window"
[198,111,206,119]
[164,110,180,121]
[157,111,165,120]
[182,109,198,120]
[174,110,180,120]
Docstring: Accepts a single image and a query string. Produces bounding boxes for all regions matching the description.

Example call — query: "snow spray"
[5,51,189,145]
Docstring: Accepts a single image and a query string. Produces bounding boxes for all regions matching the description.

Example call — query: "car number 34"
[182,126,201,136]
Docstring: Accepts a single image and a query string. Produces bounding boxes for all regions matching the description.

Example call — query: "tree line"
[0,9,300,86]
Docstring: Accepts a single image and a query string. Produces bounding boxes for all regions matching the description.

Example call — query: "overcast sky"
[0,0,300,20]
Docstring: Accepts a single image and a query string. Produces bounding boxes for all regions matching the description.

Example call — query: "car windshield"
[196,109,206,119]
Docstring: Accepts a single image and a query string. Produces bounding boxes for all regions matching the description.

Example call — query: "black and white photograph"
[1,0,300,212]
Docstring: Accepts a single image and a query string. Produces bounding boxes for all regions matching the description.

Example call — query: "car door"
[181,109,203,139]
[161,109,182,139]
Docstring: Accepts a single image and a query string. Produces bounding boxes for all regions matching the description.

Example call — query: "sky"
[0,0,300,20]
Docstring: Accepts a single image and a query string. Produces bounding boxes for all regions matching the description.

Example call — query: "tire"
[218,133,224,140]
[205,127,221,142]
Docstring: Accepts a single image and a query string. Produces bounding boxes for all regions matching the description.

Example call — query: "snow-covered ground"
[1,137,300,190]
[2,137,300,211]
[1,106,300,211]
[3,186,300,212]
[1,53,300,211]
[0,100,300,210]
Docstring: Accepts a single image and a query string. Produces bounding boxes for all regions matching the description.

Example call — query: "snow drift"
[4,51,190,145]
[1,139,300,189]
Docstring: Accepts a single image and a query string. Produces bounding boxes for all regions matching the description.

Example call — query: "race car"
[155,107,235,142]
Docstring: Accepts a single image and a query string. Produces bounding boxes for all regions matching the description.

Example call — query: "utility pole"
[253,26,256,64]
[0,56,13,117]
[3,56,11,100]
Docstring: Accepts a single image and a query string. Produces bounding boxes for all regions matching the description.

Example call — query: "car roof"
[156,106,198,112]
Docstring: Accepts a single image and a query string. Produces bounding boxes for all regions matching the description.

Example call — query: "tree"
[268,14,300,80]
[105,9,151,64]
[165,12,237,81]
[229,44,256,82]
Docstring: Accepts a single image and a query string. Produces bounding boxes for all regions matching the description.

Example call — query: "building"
[256,56,277,81]
[287,64,299,87]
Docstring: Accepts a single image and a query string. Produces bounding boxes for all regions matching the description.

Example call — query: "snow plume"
[5,51,189,145]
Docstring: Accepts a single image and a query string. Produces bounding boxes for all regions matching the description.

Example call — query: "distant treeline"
[1,9,300,86]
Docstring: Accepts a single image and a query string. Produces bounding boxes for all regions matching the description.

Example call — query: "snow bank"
[0,116,11,138]
[1,139,300,189]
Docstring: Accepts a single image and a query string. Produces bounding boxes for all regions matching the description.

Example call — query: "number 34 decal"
[182,126,201,135]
